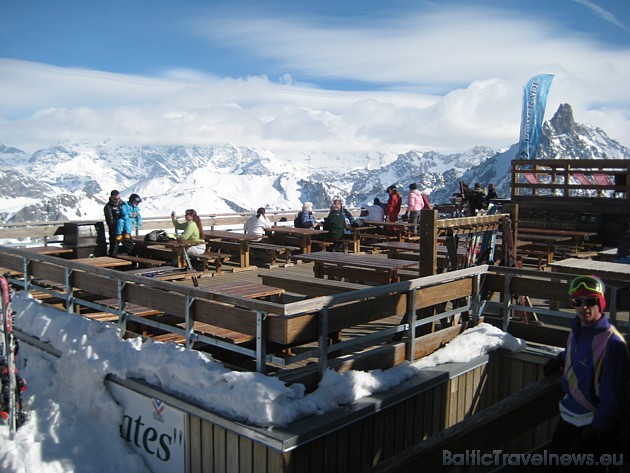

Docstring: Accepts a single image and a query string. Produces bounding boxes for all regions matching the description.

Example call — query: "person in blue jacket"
[116,194,142,239]
[544,275,629,468]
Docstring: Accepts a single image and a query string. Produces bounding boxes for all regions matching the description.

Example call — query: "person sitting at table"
[116,193,143,240]
[359,198,385,223]
[171,208,206,256]
[322,200,346,246]
[244,207,272,241]
[294,202,317,229]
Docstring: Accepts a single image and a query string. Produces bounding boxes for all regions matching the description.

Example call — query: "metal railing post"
[184,295,196,349]
[470,274,480,326]
[116,280,128,337]
[64,267,74,314]
[502,273,513,331]
[318,307,329,379]
[406,289,417,362]
[256,310,267,374]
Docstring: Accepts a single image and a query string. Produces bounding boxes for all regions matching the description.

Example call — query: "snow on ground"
[1,291,525,472]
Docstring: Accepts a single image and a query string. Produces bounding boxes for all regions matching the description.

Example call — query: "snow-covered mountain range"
[0,103,628,223]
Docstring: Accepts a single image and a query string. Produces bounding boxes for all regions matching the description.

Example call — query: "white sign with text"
[108,381,186,473]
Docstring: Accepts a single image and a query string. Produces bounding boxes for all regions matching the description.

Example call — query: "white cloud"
[1,5,629,154]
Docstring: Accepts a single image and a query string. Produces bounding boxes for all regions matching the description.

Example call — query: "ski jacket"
[296,211,317,229]
[323,209,346,239]
[385,193,402,222]
[103,199,122,229]
[559,315,629,432]
[421,193,431,210]
[407,189,424,212]
[121,202,142,229]
[244,214,272,238]
[171,217,203,242]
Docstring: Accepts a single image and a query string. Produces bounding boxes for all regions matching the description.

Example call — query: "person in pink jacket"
[407,183,424,234]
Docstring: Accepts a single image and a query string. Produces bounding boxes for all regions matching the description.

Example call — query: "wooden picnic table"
[363,220,416,242]
[550,258,630,282]
[73,256,133,269]
[293,251,419,284]
[132,236,205,267]
[126,265,204,281]
[342,225,380,253]
[206,280,285,301]
[517,234,573,265]
[263,226,329,253]
[203,230,261,270]
[518,227,597,251]
[22,246,74,256]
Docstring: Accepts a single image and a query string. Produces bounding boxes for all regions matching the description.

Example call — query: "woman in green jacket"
[171,209,206,256]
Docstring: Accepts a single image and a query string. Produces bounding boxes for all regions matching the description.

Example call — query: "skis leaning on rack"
[0,275,27,437]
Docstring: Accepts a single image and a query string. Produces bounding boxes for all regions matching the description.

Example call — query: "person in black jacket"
[103,190,123,256]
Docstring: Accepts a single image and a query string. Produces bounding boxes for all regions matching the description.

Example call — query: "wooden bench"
[260,272,367,297]
[249,242,301,268]
[116,254,166,268]
[191,252,231,274]
[311,240,334,252]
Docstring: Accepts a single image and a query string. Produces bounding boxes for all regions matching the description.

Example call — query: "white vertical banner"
[108,381,186,473]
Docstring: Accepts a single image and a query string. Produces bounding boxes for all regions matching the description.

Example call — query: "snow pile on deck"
[1,291,525,472]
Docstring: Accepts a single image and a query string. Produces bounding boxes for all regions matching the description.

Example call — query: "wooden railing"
[511,158,630,199]
[0,208,339,242]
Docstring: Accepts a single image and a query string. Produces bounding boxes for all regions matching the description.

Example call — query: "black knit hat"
[129,193,142,203]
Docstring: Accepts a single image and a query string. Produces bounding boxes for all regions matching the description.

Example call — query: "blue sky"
[1,0,629,154]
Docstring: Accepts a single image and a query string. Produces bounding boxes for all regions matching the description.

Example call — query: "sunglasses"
[571,297,599,307]
[568,277,604,296]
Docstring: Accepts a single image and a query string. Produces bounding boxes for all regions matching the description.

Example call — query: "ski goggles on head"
[568,276,604,296]
[571,297,599,307]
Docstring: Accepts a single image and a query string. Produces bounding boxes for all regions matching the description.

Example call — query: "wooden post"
[419,209,438,277]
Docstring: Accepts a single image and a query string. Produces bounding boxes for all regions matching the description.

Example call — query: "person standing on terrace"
[171,208,206,256]
[544,275,629,469]
[103,190,123,257]
[384,185,402,223]
[406,182,424,234]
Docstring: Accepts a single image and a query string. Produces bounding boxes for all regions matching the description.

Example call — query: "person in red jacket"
[384,185,402,223]
[384,185,402,235]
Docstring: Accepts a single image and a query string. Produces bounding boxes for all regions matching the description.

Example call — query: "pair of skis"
[0,275,27,438]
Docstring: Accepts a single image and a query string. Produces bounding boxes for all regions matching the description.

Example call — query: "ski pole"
[173,213,199,287]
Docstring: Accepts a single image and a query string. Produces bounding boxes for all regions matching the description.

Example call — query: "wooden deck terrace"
[2,242,629,381]
[3,243,630,472]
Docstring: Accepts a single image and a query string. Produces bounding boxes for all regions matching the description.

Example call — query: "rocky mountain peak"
[549,103,576,135]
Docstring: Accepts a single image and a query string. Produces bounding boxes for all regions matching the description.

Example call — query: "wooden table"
[126,265,204,281]
[294,252,419,284]
[340,225,381,253]
[364,220,416,242]
[23,246,74,256]
[550,258,630,282]
[518,228,597,252]
[73,256,133,269]
[132,236,205,267]
[517,234,573,265]
[203,230,261,270]
[263,226,329,253]
[207,280,285,300]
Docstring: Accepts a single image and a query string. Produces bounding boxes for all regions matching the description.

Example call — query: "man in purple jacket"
[544,275,629,469]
